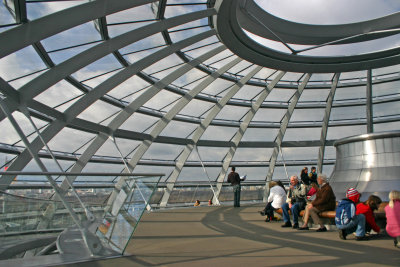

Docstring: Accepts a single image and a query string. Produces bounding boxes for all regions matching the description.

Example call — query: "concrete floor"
[62,203,399,266]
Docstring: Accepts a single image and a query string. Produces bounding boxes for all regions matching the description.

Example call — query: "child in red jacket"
[356,195,383,235]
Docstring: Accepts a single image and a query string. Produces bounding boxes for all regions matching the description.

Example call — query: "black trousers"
[263,202,275,218]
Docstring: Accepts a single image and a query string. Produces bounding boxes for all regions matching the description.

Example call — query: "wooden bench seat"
[273,202,388,221]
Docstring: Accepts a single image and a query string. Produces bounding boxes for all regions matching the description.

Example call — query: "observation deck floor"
[64,204,399,266]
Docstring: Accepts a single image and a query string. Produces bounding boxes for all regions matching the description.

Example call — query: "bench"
[274,208,335,219]
[273,202,388,225]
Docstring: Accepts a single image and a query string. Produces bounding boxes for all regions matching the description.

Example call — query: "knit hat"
[346,188,360,198]
[346,188,361,203]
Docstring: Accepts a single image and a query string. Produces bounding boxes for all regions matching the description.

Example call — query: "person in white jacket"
[259,181,287,222]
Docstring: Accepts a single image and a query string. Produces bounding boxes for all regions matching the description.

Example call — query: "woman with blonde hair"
[385,190,400,248]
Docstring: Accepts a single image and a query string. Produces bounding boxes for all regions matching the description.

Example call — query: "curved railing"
[0,172,163,259]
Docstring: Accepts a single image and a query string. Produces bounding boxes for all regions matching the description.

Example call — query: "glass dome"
[1,0,400,205]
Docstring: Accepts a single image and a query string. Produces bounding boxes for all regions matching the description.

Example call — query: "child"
[356,195,383,235]
[385,190,400,248]
[335,188,368,241]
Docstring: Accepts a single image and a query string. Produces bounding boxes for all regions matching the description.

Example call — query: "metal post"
[195,145,220,205]
[20,106,95,223]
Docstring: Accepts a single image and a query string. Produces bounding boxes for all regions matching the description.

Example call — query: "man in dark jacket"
[298,173,336,231]
[227,166,243,207]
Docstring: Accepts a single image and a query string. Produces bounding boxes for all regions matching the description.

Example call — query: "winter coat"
[385,200,400,237]
[311,183,336,211]
[356,202,380,233]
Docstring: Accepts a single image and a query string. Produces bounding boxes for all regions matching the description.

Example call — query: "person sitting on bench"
[281,175,306,229]
[298,174,336,232]
[259,181,287,222]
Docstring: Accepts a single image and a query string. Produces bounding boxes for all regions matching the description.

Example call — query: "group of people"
[300,166,318,186]
[263,173,336,232]
[256,168,400,247]
[226,166,399,247]
[336,188,400,246]
[194,199,213,206]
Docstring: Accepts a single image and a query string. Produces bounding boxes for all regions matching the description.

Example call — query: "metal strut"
[194,145,220,205]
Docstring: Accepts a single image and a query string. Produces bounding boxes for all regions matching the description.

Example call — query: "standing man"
[227,167,243,207]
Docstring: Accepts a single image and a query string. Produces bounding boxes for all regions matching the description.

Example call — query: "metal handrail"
[0,171,165,176]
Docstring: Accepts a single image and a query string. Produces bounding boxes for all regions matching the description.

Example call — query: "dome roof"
[1,0,400,197]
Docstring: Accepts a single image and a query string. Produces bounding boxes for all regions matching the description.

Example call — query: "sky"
[251,0,400,56]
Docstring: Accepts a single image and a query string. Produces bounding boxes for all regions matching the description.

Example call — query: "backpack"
[335,199,356,226]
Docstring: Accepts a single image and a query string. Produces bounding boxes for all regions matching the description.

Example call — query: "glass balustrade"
[0,171,274,259]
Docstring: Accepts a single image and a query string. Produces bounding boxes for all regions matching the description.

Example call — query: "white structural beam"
[0,0,158,59]
[265,73,312,182]
[213,71,286,202]
[0,29,215,190]
[82,46,232,208]
[317,73,340,173]
[159,65,263,207]
[366,69,374,133]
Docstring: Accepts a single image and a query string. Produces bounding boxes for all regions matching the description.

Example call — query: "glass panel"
[77,100,121,124]
[241,128,280,142]
[330,105,365,122]
[231,147,273,162]
[27,1,88,20]
[0,46,47,82]
[215,105,249,121]
[334,86,365,101]
[283,127,321,141]
[107,4,155,24]
[187,146,229,162]
[290,108,324,123]
[120,113,159,132]
[178,166,220,182]
[97,175,161,254]
[1,172,161,255]
[200,125,237,141]
[298,88,330,102]
[41,22,100,53]
[374,121,400,132]
[372,80,400,97]
[142,143,185,160]
[281,147,319,161]
[34,80,83,110]
[0,0,16,25]
[165,4,206,18]
[252,108,285,123]
[327,125,366,140]
[232,84,264,101]
[159,120,197,138]
[265,88,295,103]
